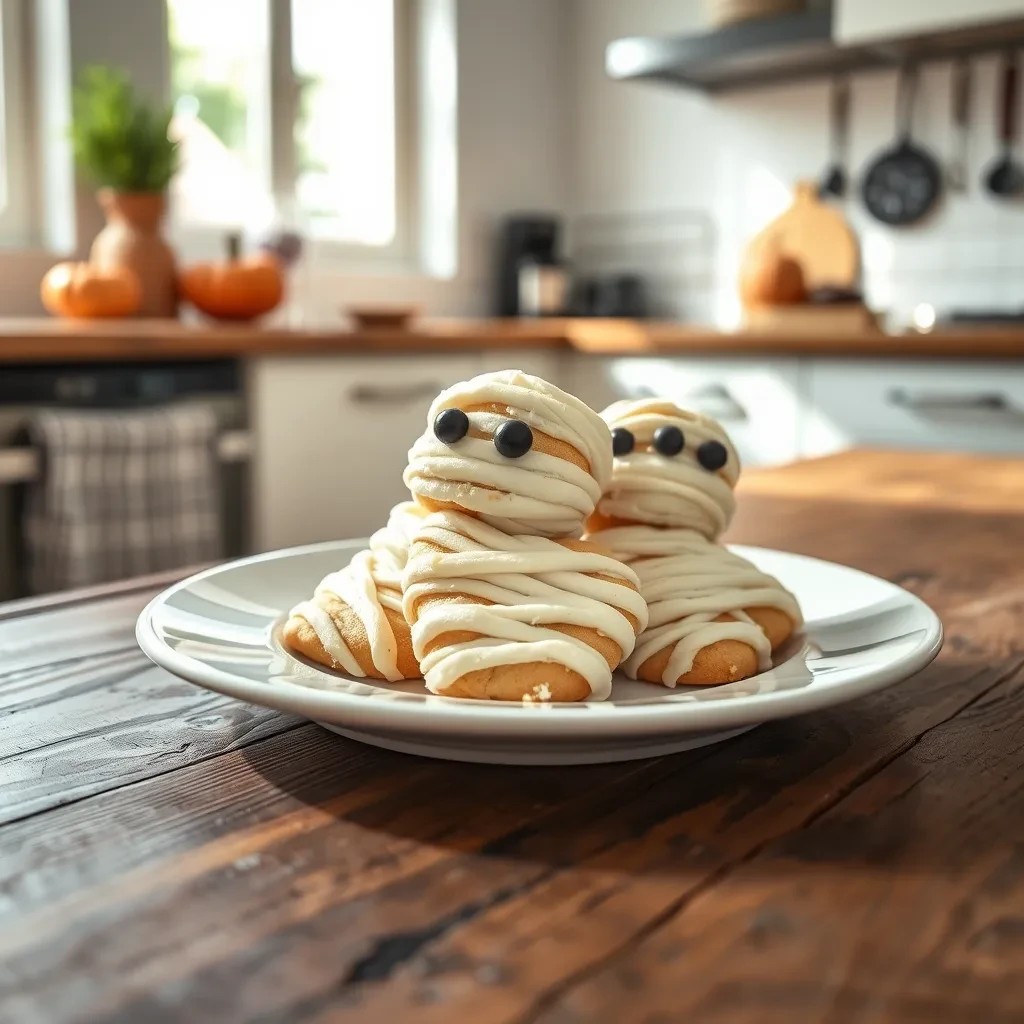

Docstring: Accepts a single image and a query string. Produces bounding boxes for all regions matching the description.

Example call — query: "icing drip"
[594,527,802,685]
[402,510,649,700]
[289,501,422,681]
[596,400,740,538]
[404,369,613,537]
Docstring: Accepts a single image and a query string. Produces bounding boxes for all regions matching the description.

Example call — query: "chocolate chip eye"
[433,408,469,444]
[494,419,533,458]
[611,427,634,456]
[697,439,728,471]
[653,425,684,456]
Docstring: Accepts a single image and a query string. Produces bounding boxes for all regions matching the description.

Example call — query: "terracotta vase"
[90,190,177,317]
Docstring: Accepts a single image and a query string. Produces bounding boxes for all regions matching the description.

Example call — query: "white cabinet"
[249,354,477,550]
[803,359,1024,456]
[249,349,1024,555]
[835,0,1024,45]
[565,355,803,467]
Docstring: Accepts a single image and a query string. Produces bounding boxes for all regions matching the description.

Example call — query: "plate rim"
[136,539,944,738]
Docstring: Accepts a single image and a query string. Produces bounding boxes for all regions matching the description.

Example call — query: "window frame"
[0,0,37,246]
[169,0,418,270]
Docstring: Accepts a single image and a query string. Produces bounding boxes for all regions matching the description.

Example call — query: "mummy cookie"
[284,501,426,680]
[403,513,646,701]
[404,368,613,538]
[402,370,647,701]
[585,399,802,688]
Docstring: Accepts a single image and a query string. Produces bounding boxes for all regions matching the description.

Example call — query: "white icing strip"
[598,400,740,538]
[402,510,648,700]
[293,598,365,676]
[403,369,612,537]
[289,501,423,681]
[593,524,802,686]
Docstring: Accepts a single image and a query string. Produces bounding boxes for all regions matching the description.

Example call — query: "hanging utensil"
[862,64,942,226]
[947,58,971,193]
[820,76,850,199]
[984,52,1024,198]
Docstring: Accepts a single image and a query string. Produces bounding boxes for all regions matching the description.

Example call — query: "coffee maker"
[495,215,568,317]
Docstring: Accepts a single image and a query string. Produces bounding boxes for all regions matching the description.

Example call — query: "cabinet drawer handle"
[887,389,1013,414]
[348,382,442,405]
[632,382,748,422]
[680,383,748,422]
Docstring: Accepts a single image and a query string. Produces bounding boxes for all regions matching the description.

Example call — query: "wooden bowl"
[346,305,419,331]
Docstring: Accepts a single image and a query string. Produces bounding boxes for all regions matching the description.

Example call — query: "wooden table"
[2,450,1022,1023]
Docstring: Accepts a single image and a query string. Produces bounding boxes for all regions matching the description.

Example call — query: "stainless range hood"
[606,3,1024,92]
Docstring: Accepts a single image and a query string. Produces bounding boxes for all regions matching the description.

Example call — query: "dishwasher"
[0,359,251,601]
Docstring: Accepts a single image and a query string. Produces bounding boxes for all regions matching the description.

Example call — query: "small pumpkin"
[180,233,285,321]
[739,239,807,308]
[40,262,142,319]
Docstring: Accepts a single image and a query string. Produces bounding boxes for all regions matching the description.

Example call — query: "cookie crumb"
[522,682,553,704]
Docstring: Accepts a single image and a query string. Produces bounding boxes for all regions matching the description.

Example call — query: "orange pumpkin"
[179,234,284,321]
[40,262,142,319]
[739,241,807,308]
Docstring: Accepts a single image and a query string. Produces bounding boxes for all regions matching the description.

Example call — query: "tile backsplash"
[829,56,1024,325]
[707,55,1024,326]
[570,0,1024,327]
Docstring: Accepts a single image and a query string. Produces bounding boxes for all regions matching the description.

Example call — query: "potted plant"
[70,66,180,317]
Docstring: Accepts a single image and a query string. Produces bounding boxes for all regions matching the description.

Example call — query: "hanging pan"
[862,64,942,226]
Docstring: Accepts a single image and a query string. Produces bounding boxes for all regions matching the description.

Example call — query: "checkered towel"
[25,404,224,594]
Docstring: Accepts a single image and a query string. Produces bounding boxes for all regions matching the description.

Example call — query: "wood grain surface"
[2,315,1024,362]
[1,451,1022,1024]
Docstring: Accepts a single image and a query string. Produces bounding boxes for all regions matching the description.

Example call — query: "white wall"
[568,0,1024,328]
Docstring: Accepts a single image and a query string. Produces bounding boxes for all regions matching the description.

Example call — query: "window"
[167,0,272,228]
[167,0,412,258]
[0,0,35,245]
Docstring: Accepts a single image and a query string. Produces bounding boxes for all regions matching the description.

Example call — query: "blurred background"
[1,0,1024,599]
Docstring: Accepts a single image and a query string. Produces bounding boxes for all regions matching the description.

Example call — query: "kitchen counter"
[2,450,1021,1022]
[0,317,565,362]
[3,315,1024,361]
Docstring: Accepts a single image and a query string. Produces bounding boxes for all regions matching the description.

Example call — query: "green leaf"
[69,65,179,191]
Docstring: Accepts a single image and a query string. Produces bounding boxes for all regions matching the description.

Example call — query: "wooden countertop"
[3,449,1021,1022]
[2,316,1024,361]
[0,317,566,362]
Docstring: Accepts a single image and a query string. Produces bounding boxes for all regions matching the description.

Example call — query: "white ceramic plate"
[136,540,942,765]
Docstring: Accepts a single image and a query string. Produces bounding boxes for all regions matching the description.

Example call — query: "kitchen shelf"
[605,3,1024,92]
